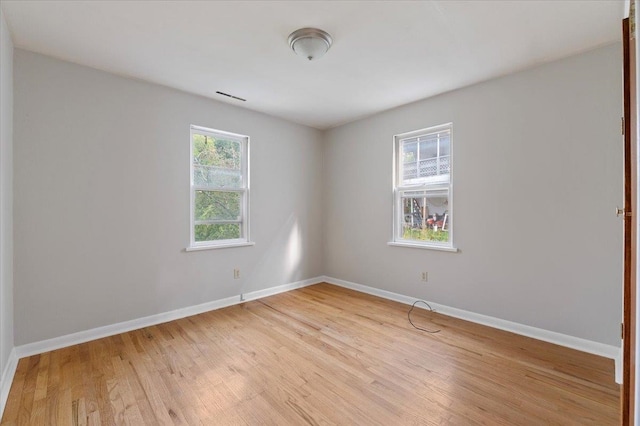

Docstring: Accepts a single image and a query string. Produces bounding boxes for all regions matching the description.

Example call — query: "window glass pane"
[419,138,437,159]
[439,135,451,156]
[439,135,451,176]
[402,132,452,184]
[193,164,241,188]
[400,190,450,243]
[195,224,241,242]
[401,141,417,182]
[193,133,242,188]
[402,141,417,162]
[418,137,439,179]
[195,190,241,221]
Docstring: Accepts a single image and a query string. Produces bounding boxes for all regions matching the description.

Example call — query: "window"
[391,123,456,251]
[188,125,251,250]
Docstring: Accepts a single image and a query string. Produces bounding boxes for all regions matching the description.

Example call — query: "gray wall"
[0,8,14,378]
[13,50,324,345]
[11,43,624,349]
[323,43,623,347]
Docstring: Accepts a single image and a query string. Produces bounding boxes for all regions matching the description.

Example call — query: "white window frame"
[187,125,253,251]
[389,123,458,252]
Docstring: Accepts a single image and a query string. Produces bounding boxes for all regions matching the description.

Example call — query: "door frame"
[622,14,637,425]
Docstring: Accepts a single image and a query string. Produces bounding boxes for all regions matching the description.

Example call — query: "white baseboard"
[0,347,18,420]
[2,272,622,419]
[241,277,318,303]
[322,276,622,383]
[615,350,622,384]
[0,276,320,420]
[16,276,323,359]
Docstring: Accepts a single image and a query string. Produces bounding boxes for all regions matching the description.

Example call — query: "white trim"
[624,0,630,18]
[393,123,455,250]
[395,123,452,140]
[15,276,322,359]
[241,277,320,302]
[189,125,250,248]
[190,125,249,141]
[322,276,621,382]
[186,241,255,251]
[17,295,236,358]
[0,348,17,419]
[2,272,622,418]
[1,276,321,417]
[387,241,459,252]
[616,349,622,385]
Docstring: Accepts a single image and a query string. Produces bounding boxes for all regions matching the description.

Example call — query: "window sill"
[186,241,255,252]
[387,241,459,252]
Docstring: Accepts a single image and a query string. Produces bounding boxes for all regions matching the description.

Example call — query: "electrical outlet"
[421,272,428,282]
[234,269,240,279]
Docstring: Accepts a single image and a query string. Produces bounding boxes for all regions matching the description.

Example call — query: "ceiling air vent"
[216,91,246,102]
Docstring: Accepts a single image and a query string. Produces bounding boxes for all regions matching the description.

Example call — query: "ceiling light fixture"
[288,28,332,61]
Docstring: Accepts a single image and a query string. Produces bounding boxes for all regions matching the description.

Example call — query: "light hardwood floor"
[1,283,619,425]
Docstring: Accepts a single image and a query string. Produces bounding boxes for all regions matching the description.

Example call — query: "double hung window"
[189,125,250,249]
[392,123,455,250]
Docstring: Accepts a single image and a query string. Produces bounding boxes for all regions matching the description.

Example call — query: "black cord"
[408,300,441,333]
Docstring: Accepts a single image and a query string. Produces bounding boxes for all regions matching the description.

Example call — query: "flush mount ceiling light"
[288,28,332,61]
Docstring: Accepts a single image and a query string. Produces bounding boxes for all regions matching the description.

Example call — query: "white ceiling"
[1,1,624,130]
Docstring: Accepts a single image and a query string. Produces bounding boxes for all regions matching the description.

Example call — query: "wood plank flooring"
[1,283,619,425]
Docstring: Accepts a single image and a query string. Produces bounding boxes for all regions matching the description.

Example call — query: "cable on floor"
[408,300,441,333]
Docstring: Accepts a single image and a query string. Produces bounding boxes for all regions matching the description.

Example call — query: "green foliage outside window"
[193,134,240,170]
[193,132,245,242]
[402,227,449,242]
[195,224,240,241]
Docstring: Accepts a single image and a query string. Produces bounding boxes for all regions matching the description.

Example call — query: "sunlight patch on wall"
[244,214,304,292]
[285,219,302,281]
